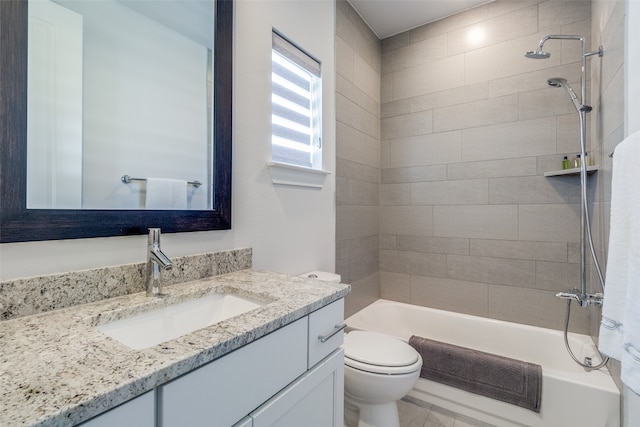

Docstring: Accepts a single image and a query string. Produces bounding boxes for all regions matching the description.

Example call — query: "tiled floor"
[345,396,498,427]
[397,396,498,427]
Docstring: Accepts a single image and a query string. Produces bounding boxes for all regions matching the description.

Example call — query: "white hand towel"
[599,129,640,394]
[145,178,188,210]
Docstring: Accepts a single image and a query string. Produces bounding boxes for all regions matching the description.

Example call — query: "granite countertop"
[0,270,350,427]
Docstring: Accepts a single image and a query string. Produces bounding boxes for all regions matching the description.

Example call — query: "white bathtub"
[345,299,620,427]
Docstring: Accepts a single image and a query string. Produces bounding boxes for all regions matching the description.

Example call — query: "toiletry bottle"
[562,156,570,169]
[574,154,581,168]
[583,152,591,167]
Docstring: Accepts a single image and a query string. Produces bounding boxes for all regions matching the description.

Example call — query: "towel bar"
[121,175,202,188]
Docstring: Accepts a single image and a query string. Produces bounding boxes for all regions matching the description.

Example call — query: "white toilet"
[299,272,422,427]
[343,331,422,427]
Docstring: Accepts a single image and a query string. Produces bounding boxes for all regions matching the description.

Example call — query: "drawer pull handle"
[318,324,347,343]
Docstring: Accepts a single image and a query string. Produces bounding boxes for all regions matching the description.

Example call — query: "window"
[271,31,321,169]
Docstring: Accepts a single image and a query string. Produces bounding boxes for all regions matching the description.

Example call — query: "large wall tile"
[337,93,379,139]
[409,3,489,44]
[447,157,537,180]
[446,254,536,287]
[538,0,591,34]
[470,239,568,262]
[433,95,518,132]
[337,205,379,240]
[336,35,354,81]
[336,157,379,183]
[380,271,411,303]
[381,110,432,140]
[446,5,538,56]
[337,122,380,168]
[489,175,581,204]
[382,164,447,184]
[381,82,489,119]
[380,183,411,205]
[380,205,432,236]
[488,62,582,98]
[535,260,580,291]
[383,34,447,75]
[518,203,580,242]
[410,275,488,317]
[345,272,381,318]
[354,55,381,103]
[433,205,518,239]
[397,235,470,255]
[381,250,447,277]
[391,54,465,100]
[461,117,557,161]
[412,179,489,205]
[518,83,582,121]
[385,131,461,168]
[465,30,570,85]
[337,74,379,118]
[337,177,380,206]
[487,284,590,333]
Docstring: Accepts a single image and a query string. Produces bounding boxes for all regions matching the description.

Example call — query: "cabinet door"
[251,349,344,427]
[159,318,308,427]
[79,391,154,427]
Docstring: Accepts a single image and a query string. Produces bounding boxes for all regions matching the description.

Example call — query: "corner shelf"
[544,165,599,177]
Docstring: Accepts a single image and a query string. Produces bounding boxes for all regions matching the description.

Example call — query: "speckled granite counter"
[0,270,350,427]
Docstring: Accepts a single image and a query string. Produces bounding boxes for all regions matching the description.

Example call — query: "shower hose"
[563,110,609,371]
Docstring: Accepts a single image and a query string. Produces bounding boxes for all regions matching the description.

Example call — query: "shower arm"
[533,35,603,107]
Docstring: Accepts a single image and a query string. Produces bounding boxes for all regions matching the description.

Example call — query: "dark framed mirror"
[0,0,233,243]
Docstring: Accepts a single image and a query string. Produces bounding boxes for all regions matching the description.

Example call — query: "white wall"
[0,0,336,281]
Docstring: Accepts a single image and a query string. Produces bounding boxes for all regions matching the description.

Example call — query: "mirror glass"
[27,0,213,210]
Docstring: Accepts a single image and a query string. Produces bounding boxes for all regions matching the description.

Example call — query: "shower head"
[547,78,588,112]
[547,77,567,88]
[524,49,551,59]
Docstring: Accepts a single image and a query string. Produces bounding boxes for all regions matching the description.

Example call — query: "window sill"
[267,161,331,188]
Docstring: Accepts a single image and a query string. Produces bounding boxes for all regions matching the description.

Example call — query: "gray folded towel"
[408,335,542,413]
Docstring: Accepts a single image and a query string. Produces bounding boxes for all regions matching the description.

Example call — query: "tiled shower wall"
[378,0,596,333]
[335,0,382,317]
[336,0,623,334]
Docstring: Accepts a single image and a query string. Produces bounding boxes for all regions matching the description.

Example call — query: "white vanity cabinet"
[159,298,345,427]
[79,391,155,427]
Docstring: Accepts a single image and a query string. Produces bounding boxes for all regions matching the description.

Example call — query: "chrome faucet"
[146,228,173,297]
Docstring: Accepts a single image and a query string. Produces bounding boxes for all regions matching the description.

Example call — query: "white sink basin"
[96,293,264,350]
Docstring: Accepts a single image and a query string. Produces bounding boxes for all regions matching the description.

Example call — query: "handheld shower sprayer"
[546,78,590,112]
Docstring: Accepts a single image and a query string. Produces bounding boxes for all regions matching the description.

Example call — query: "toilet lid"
[344,331,419,367]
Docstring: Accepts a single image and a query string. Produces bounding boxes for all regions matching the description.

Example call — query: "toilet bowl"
[344,331,422,427]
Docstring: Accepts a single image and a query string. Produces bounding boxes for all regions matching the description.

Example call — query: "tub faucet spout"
[146,228,172,297]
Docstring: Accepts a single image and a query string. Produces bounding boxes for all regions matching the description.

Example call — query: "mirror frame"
[0,0,233,243]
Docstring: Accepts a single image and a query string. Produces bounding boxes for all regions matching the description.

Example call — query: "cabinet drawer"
[79,391,154,427]
[308,299,345,367]
[159,317,308,427]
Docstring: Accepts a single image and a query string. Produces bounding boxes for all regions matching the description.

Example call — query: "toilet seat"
[344,331,422,375]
